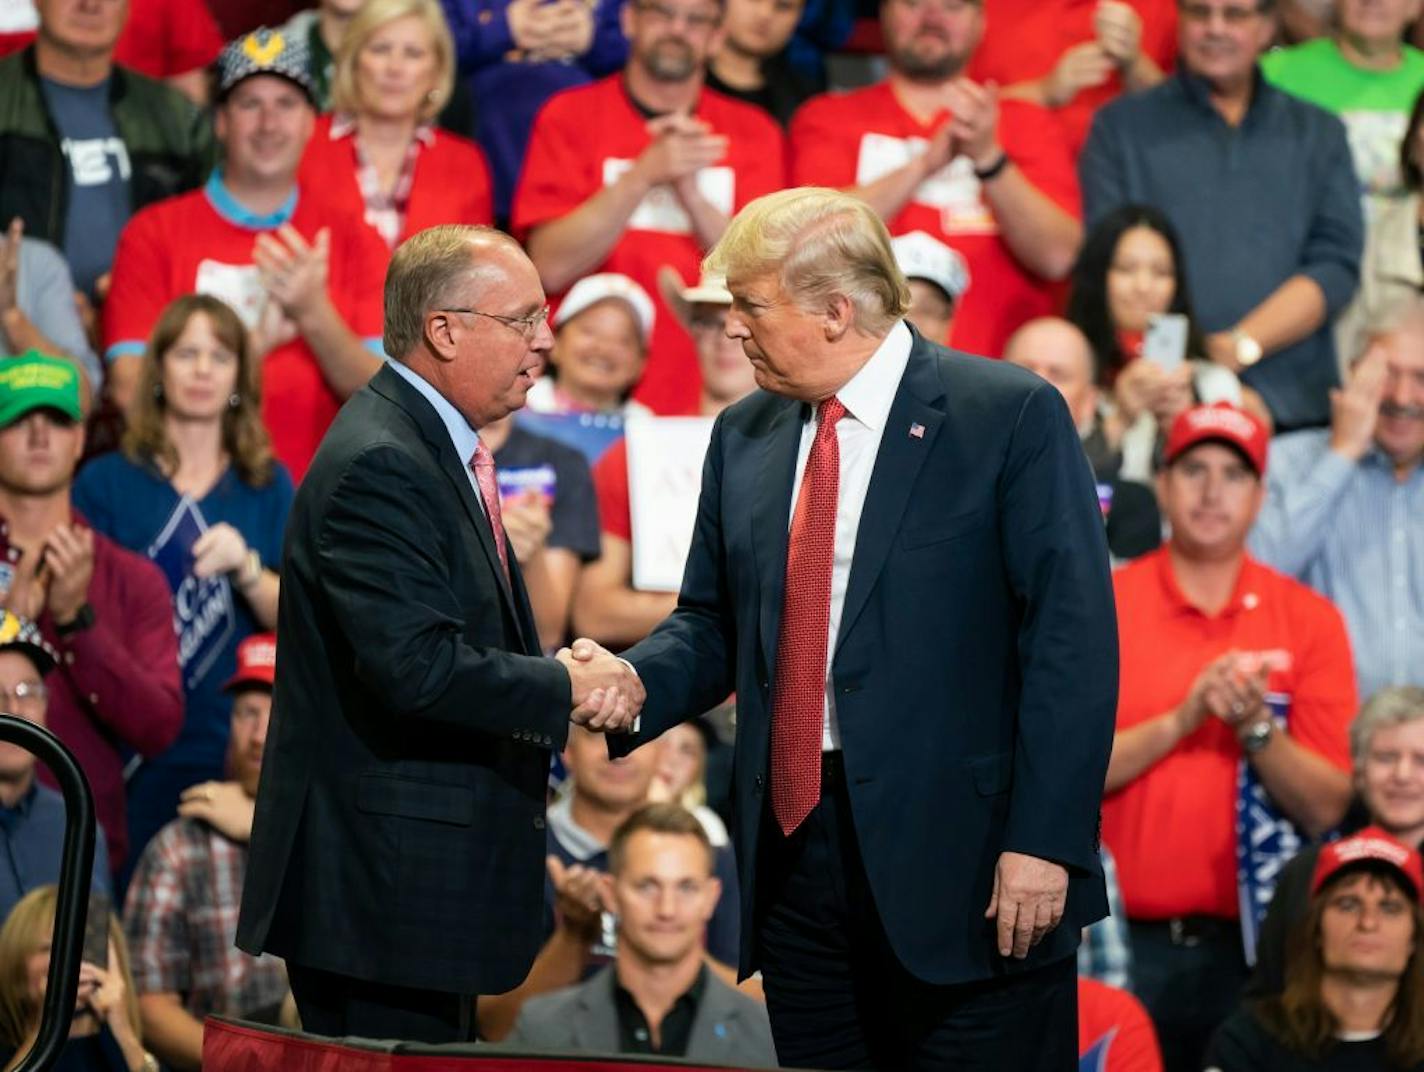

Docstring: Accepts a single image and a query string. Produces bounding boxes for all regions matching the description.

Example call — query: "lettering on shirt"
[193,260,268,328]
[854,132,996,236]
[602,158,735,235]
[61,137,132,187]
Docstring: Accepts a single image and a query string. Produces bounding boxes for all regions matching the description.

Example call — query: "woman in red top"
[298,0,493,252]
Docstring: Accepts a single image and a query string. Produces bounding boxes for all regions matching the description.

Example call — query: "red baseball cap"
[1311,826,1424,902]
[222,633,277,693]
[1163,402,1269,475]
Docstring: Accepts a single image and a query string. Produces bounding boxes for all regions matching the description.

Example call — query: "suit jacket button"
[533,815,546,830]
[754,774,764,792]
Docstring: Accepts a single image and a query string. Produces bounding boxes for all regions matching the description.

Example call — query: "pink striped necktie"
[470,440,511,583]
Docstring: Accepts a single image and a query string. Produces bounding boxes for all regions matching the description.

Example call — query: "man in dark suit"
[586,187,1120,1069]
[236,225,641,1044]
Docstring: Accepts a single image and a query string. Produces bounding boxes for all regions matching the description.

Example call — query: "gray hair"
[704,187,911,336]
[1351,686,1424,769]
[383,225,511,360]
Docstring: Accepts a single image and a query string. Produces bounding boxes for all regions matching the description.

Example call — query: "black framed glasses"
[439,306,551,339]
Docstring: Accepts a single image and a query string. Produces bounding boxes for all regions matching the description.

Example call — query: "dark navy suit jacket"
[613,329,1119,985]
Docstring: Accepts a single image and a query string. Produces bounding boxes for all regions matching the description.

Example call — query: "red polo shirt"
[592,437,632,542]
[1101,548,1357,921]
[967,0,1178,155]
[790,83,1078,360]
[514,76,786,417]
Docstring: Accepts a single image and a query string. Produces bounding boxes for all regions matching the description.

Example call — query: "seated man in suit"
[511,803,776,1065]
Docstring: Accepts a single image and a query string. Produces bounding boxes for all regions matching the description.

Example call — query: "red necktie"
[470,440,511,583]
[770,396,846,835]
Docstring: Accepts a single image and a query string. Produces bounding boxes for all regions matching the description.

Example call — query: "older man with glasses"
[512,0,786,418]
[1081,0,1364,432]
[0,609,111,921]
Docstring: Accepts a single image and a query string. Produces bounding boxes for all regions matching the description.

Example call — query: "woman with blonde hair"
[0,887,152,1072]
[73,294,293,881]
[298,0,493,250]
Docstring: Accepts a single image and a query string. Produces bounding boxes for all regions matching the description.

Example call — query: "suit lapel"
[369,367,531,647]
[572,969,623,1054]
[835,340,946,656]
[752,398,807,676]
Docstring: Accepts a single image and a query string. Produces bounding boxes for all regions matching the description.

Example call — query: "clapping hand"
[556,637,644,732]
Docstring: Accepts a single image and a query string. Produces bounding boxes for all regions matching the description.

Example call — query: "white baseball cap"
[892,231,970,302]
[553,273,656,342]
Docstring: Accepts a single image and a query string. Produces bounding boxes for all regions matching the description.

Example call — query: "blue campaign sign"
[147,498,236,692]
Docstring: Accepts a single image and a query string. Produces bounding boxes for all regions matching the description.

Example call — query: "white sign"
[628,416,715,592]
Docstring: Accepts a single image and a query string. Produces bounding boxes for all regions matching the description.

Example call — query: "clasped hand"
[556,637,644,733]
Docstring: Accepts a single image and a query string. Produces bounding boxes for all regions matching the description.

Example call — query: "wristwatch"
[1241,719,1275,754]
[1231,328,1263,368]
[55,602,95,637]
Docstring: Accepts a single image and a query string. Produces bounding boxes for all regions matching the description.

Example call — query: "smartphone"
[83,889,111,969]
[1143,313,1189,371]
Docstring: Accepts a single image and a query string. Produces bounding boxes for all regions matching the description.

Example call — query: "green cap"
[0,351,82,428]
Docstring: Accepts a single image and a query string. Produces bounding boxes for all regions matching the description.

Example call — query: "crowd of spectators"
[0,0,1421,1068]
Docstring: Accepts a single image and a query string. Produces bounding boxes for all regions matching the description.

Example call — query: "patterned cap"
[0,610,58,677]
[892,230,970,302]
[216,28,315,104]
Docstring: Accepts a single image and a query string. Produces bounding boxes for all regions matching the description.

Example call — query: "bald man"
[1005,318,1160,561]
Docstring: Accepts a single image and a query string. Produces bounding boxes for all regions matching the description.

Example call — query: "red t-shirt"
[790,82,1079,360]
[967,0,1178,155]
[593,436,632,541]
[1102,549,1358,921]
[297,113,494,249]
[1078,977,1164,1072]
[0,0,223,76]
[103,182,388,481]
[514,76,787,417]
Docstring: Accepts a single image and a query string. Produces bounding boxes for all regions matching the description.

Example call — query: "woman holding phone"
[0,886,153,1072]
[1068,204,1269,481]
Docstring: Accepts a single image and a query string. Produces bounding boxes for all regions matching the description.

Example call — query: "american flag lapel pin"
[909,422,926,439]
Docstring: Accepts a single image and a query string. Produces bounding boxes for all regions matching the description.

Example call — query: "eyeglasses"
[1179,2,1265,25]
[0,681,47,710]
[890,0,979,13]
[635,1,720,30]
[439,306,551,339]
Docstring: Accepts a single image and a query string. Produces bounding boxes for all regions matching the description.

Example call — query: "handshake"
[555,638,645,734]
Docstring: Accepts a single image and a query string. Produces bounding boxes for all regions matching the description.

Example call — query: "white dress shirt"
[785,321,913,751]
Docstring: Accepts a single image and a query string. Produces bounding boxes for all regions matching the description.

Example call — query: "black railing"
[0,715,95,1072]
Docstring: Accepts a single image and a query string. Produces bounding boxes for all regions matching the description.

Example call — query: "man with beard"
[789,0,1081,361]
[512,0,786,417]
[1250,299,1424,700]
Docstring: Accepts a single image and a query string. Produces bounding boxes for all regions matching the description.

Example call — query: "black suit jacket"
[236,364,572,996]
[614,331,1119,985]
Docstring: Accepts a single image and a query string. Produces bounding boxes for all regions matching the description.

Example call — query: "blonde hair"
[704,187,911,336]
[384,224,515,359]
[330,0,456,122]
[0,887,141,1052]
[123,294,275,487]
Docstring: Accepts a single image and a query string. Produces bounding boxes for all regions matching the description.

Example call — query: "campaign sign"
[147,498,236,691]
[628,416,715,592]
[498,465,557,506]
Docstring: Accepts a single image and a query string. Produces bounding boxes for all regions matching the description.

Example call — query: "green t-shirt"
[1261,37,1424,195]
